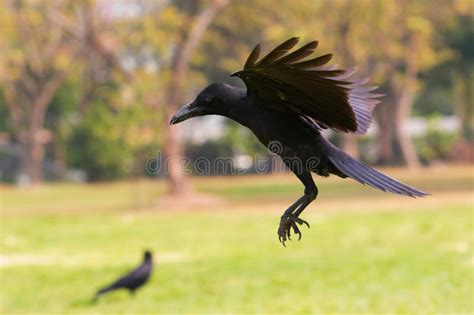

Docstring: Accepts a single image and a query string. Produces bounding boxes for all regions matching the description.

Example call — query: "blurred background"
[0,0,472,314]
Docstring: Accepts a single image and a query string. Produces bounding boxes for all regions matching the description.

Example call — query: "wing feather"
[276,41,318,64]
[234,38,383,134]
[244,44,261,69]
[255,37,299,67]
[292,53,333,69]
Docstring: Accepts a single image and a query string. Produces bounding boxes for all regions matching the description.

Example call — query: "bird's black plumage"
[171,37,428,245]
[95,251,153,298]
[231,37,382,134]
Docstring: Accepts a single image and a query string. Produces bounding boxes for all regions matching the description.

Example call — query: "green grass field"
[1,165,473,314]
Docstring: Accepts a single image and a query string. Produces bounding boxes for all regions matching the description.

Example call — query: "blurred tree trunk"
[375,96,397,164]
[337,6,359,158]
[53,133,67,180]
[393,36,421,168]
[5,70,67,185]
[452,72,473,142]
[369,1,438,167]
[2,1,70,185]
[2,1,127,185]
[164,0,228,196]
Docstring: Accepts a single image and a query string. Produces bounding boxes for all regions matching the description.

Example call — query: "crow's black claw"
[294,216,310,228]
[277,214,310,245]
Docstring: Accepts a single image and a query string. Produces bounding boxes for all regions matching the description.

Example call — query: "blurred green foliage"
[414,14,473,140]
[68,104,133,181]
[0,0,472,181]
[414,116,458,163]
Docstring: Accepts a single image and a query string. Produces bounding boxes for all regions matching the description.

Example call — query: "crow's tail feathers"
[328,150,428,197]
[94,284,119,299]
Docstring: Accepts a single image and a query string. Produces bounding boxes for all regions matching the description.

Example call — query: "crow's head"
[144,250,152,261]
[170,83,240,125]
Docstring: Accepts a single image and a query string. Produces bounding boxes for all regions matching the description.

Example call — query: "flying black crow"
[170,37,428,245]
[94,250,153,299]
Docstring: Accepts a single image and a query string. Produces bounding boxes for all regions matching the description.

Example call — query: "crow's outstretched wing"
[232,37,382,134]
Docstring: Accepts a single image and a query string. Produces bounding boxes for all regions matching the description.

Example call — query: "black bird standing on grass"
[170,37,428,245]
[94,251,153,299]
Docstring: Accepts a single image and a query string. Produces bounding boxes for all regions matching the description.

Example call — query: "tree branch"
[30,70,68,131]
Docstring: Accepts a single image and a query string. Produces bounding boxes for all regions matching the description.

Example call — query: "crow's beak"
[170,101,199,125]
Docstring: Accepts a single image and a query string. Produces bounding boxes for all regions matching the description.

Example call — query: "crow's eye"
[202,97,212,103]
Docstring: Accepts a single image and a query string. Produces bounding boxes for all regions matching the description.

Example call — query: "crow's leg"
[278,171,318,245]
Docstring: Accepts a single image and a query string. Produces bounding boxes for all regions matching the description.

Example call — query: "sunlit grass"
[2,164,472,214]
[1,165,473,314]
